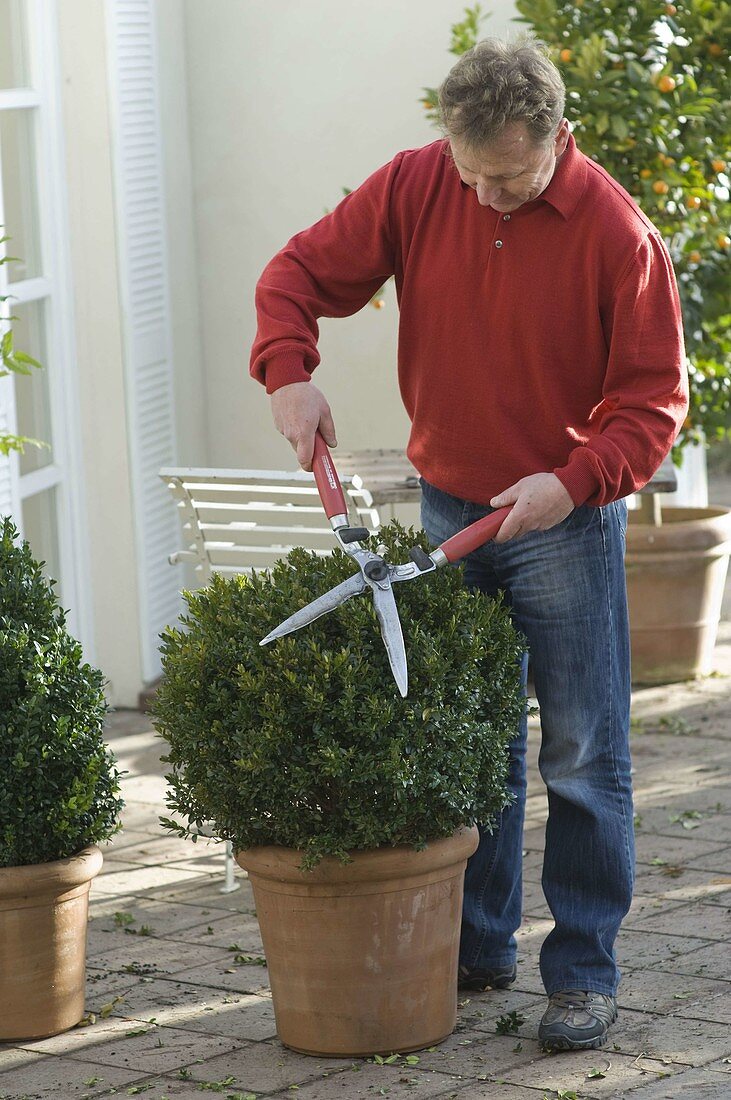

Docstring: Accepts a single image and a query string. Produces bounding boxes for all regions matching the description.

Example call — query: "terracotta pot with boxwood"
[0,519,124,1040]
[626,504,731,684]
[154,522,525,1057]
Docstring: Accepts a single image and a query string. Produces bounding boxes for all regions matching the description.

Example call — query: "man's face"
[449,120,569,213]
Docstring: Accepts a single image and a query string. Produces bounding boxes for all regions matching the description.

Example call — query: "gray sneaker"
[538,989,618,1051]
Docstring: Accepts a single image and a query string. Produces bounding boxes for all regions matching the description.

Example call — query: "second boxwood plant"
[154,522,526,869]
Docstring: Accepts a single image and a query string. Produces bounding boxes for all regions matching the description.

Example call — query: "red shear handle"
[437,506,513,563]
[312,431,348,520]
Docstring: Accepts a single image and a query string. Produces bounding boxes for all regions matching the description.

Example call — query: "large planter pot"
[236,825,479,1057]
[626,506,731,685]
[0,845,103,1040]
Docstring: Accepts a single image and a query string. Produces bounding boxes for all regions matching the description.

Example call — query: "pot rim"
[0,845,103,901]
[235,825,480,884]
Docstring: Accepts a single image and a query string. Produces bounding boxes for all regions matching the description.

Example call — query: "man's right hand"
[270,381,338,471]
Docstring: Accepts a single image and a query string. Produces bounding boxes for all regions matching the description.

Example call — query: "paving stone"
[182,1041,356,1093]
[610,1006,731,1064]
[142,876,257,912]
[628,900,730,939]
[0,1050,149,1098]
[85,935,231,978]
[623,892,688,926]
[171,956,271,994]
[648,940,731,980]
[615,928,715,969]
[87,894,240,939]
[103,834,225,868]
[383,1026,548,1080]
[633,867,731,905]
[494,1048,683,1097]
[51,1022,244,1074]
[91,861,212,896]
[682,847,731,873]
[166,910,262,951]
[445,1083,564,1099]
[634,833,727,866]
[94,976,277,1041]
[626,1064,731,1099]
[263,1062,469,1098]
[617,969,731,1017]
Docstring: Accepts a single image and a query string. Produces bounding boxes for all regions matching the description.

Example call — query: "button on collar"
[503,214,511,221]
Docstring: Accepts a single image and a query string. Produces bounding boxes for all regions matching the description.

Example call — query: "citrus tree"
[422,3,730,456]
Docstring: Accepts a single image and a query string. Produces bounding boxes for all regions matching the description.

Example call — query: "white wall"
[182,0,516,471]
[56,0,143,705]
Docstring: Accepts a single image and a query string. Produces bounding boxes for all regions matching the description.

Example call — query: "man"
[250,37,688,1051]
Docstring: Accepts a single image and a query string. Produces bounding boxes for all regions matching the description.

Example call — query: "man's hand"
[270,382,337,470]
[490,473,575,543]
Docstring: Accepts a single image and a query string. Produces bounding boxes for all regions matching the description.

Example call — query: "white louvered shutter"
[106,0,182,682]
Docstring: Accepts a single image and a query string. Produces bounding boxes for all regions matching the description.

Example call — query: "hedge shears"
[260,432,511,697]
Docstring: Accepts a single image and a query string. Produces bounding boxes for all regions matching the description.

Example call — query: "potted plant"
[0,518,124,1041]
[154,522,525,1057]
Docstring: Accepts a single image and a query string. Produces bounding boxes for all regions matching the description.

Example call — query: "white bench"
[161,465,381,890]
[160,466,380,582]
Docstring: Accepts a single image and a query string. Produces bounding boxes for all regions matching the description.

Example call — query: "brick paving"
[2,548,730,1099]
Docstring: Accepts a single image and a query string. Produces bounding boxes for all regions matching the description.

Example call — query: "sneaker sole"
[539,1031,610,1052]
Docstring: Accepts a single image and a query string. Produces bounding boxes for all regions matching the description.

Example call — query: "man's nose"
[476,180,502,205]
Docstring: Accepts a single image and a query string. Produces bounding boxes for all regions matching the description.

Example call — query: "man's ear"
[554,118,571,157]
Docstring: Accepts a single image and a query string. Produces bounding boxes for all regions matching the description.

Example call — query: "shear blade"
[260,571,367,645]
[372,583,409,698]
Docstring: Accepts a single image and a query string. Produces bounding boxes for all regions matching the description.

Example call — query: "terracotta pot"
[0,845,103,1040]
[236,826,479,1057]
[626,506,731,685]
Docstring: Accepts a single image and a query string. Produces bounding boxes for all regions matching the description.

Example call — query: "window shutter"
[106,0,181,682]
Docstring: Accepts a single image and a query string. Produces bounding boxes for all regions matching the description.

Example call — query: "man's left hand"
[490,473,575,543]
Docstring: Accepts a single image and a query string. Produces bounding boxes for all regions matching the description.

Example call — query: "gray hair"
[438,37,566,148]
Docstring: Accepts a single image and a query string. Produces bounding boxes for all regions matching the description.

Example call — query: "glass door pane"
[12,297,51,475]
[0,0,30,90]
[0,107,42,281]
[21,485,63,603]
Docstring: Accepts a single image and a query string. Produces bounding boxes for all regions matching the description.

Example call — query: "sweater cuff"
[264,353,311,395]
[553,452,600,507]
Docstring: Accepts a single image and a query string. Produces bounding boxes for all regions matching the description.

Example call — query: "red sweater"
[250,136,688,507]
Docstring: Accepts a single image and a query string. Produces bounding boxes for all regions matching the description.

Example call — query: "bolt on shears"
[260,432,511,697]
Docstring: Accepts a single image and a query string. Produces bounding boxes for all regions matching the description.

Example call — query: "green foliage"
[0,518,123,866]
[154,522,525,870]
[512,0,730,452]
[422,4,730,454]
[0,232,45,458]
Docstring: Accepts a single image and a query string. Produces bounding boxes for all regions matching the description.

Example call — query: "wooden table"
[336,449,678,525]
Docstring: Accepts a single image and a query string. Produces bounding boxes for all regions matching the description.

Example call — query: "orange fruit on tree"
[688,251,702,263]
[559,48,573,63]
[652,180,669,194]
[707,43,723,58]
[711,159,726,173]
[657,75,676,93]
[665,4,677,13]
[640,168,653,179]
[686,196,702,209]
[717,234,730,250]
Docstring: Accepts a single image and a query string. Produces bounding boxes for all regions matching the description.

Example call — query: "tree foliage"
[154,523,526,870]
[0,518,123,866]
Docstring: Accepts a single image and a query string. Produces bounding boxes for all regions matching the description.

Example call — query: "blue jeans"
[420,479,633,997]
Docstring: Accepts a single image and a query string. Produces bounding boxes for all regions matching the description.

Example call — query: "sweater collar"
[539,133,587,220]
[450,131,587,220]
